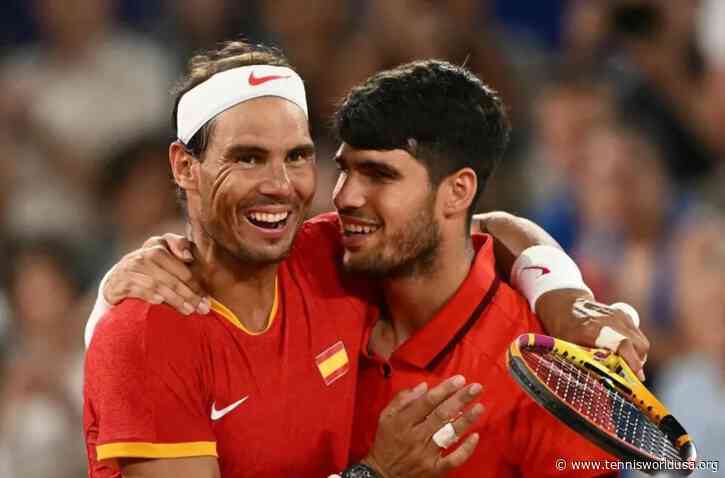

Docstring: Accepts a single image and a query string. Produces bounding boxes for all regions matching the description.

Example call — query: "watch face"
[343,464,378,478]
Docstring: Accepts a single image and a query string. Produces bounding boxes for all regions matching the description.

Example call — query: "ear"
[441,168,477,218]
[169,142,199,195]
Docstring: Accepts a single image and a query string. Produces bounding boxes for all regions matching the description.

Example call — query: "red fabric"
[350,235,617,477]
[84,213,371,478]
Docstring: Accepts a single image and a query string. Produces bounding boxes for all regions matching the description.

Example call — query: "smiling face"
[332,143,441,278]
[175,97,316,265]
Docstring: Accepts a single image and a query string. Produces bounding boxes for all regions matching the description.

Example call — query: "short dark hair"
[171,40,291,159]
[333,60,510,218]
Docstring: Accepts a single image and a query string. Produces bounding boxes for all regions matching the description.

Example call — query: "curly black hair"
[333,60,511,217]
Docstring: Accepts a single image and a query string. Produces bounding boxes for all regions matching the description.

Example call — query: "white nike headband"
[177,64,308,144]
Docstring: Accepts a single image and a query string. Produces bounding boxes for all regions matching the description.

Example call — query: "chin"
[342,253,388,278]
[233,241,293,265]
[260,243,294,263]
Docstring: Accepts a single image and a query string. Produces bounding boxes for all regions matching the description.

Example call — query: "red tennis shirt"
[349,235,617,477]
[84,214,371,478]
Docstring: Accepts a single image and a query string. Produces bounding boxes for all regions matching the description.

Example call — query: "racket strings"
[523,350,682,462]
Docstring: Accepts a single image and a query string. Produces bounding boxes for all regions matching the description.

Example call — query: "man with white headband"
[85,44,648,477]
[84,41,486,478]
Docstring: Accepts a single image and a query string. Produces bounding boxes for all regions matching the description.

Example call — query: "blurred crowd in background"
[0,0,723,476]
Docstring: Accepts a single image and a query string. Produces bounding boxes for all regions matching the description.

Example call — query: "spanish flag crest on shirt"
[315,341,349,385]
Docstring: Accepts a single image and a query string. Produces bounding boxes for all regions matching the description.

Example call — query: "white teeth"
[248,211,289,223]
[343,223,379,234]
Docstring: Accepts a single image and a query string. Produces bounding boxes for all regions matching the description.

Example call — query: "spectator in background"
[258,0,370,135]
[698,72,725,211]
[94,134,184,273]
[560,1,610,70]
[0,0,174,240]
[338,0,523,122]
[573,123,690,376]
[605,0,715,183]
[0,238,87,478]
[153,0,264,73]
[527,74,613,251]
[657,211,725,474]
[694,0,725,211]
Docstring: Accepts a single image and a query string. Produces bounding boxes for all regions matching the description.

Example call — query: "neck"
[381,234,475,349]
[188,220,278,333]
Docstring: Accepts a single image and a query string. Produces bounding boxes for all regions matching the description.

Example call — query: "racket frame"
[507,333,697,473]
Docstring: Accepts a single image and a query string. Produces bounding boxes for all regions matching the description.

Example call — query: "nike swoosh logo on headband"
[248,71,291,86]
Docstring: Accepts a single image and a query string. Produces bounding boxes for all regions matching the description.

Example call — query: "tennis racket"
[507,333,697,475]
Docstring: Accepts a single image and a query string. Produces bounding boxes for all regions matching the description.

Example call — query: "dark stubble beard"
[344,194,441,279]
[199,210,298,267]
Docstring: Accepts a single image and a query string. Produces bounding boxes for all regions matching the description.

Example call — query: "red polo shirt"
[350,235,616,477]
[84,214,371,478]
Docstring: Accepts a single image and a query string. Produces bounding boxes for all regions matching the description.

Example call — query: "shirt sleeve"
[84,299,216,463]
[511,396,618,477]
[84,265,115,348]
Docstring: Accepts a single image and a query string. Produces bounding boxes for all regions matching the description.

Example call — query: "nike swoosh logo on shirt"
[211,396,249,421]
[248,71,290,86]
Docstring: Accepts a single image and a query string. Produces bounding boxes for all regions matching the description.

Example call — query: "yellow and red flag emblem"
[315,341,349,385]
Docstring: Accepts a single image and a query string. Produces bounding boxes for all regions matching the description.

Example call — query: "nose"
[333,171,365,211]
[258,161,293,198]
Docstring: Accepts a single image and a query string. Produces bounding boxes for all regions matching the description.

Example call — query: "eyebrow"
[223,142,316,157]
[223,144,269,157]
[290,143,316,155]
[335,155,401,179]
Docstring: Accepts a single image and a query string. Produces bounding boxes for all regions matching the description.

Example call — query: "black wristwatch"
[340,463,381,478]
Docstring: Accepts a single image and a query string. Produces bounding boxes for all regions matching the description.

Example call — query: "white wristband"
[511,245,592,312]
[84,265,116,348]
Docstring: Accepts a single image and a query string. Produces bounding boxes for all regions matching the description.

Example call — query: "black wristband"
[340,463,381,478]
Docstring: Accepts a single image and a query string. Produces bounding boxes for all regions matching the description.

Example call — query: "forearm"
[474,211,591,312]
[473,211,561,281]
[475,211,561,250]
[474,211,648,374]
[534,289,591,338]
